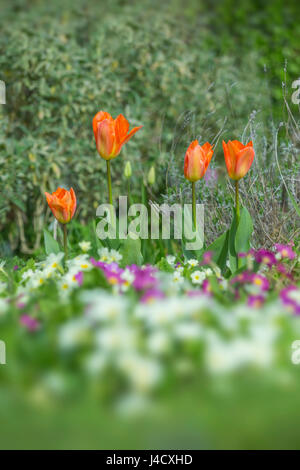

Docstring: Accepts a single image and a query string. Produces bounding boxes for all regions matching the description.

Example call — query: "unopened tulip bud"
[148,166,155,185]
[124,161,132,178]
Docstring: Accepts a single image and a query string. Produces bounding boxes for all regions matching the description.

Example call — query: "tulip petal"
[121,125,143,146]
[97,119,116,159]
[115,114,130,142]
[223,141,234,178]
[235,146,255,179]
[92,111,113,140]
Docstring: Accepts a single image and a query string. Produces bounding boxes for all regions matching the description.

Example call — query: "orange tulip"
[184,140,213,182]
[93,111,142,160]
[222,140,255,180]
[45,187,76,224]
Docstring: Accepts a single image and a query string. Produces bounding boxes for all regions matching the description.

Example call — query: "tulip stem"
[63,224,68,263]
[192,182,197,230]
[128,179,132,206]
[106,160,113,206]
[235,180,240,225]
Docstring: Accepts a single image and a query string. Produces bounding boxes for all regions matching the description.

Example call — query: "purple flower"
[16,302,26,310]
[276,263,294,280]
[253,249,277,267]
[20,314,40,332]
[202,279,212,296]
[247,295,265,308]
[186,290,203,297]
[274,244,296,260]
[74,271,83,286]
[91,258,124,286]
[128,265,157,291]
[280,285,300,314]
[140,288,165,304]
[201,251,213,265]
[13,265,19,271]
[237,251,251,258]
[250,273,270,291]
[231,271,270,291]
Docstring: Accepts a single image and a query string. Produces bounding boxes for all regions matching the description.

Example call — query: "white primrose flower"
[37,252,64,271]
[173,322,203,340]
[26,270,47,289]
[98,247,110,262]
[83,292,127,322]
[191,270,205,285]
[96,324,137,352]
[205,268,213,277]
[79,240,92,252]
[175,266,184,273]
[0,297,8,315]
[172,271,184,284]
[98,247,122,264]
[0,260,6,275]
[109,249,123,263]
[187,259,199,268]
[59,318,90,350]
[147,331,170,354]
[21,269,35,282]
[120,269,135,291]
[85,352,107,375]
[0,281,7,295]
[117,354,162,392]
[67,254,92,271]
[214,266,222,278]
[166,255,176,266]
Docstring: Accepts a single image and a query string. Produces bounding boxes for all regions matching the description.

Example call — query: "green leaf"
[119,236,143,267]
[206,230,229,272]
[43,229,60,255]
[228,210,238,274]
[235,207,253,266]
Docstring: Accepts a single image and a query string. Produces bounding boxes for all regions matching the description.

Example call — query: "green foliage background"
[0,0,299,253]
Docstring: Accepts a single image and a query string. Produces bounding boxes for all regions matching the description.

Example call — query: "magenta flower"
[247,295,265,308]
[280,286,300,314]
[13,265,19,271]
[231,271,270,291]
[140,288,165,304]
[20,314,40,332]
[202,279,212,296]
[276,263,294,280]
[250,273,270,291]
[128,265,157,291]
[74,271,83,286]
[91,258,124,286]
[186,290,203,297]
[201,251,213,265]
[274,244,296,260]
[253,249,277,267]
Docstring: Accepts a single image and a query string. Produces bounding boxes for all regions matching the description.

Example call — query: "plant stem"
[235,180,240,225]
[63,224,68,262]
[128,179,132,206]
[106,160,113,206]
[192,182,196,230]
[235,180,240,269]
